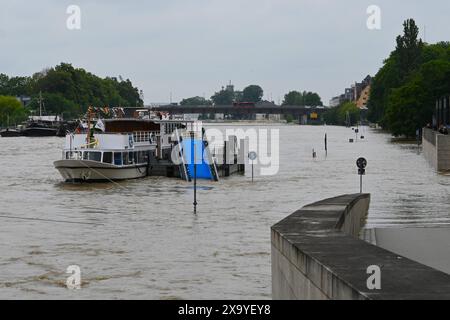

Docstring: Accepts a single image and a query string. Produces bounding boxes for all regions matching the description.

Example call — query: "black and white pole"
[191,131,197,214]
[248,151,257,183]
[416,128,421,149]
[356,157,367,193]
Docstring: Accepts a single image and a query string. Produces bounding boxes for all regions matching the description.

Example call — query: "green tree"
[385,59,450,137]
[323,106,339,125]
[242,85,263,103]
[0,63,144,119]
[303,91,323,106]
[26,93,82,120]
[180,96,211,105]
[323,102,360,126]
[282,90,323,106]
[0,74,33,96]
[368,19,450,136]
[285,114,295,123]
[368,18,424,125]
[211,89,234,105]
[282,91,302,105]
[338,102,360,126]
[395,19,424,78]
[0,96,27,127]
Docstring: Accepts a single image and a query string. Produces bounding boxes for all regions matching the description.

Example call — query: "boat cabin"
[62,119,190,166]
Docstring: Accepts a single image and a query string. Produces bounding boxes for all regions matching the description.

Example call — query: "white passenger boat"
[54,118,186,182]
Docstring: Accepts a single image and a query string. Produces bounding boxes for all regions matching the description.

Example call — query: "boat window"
[66,151,81,160]
[114,152,122,166]
[123,152,129,165]
[88,152,102,162]
[136,151,140,163]
[143,151,148,164]
[103,152,113,164]
[129,152,135,164]
[83,152,88,160]
[138,151,146,164]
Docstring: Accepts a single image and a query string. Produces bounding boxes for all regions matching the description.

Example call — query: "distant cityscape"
[329,75,372,109]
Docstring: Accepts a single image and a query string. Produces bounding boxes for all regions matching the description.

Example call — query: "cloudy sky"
[0,0,449,104]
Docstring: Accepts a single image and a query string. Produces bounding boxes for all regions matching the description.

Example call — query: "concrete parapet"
[422,127,450,172]
[271,194,450,300]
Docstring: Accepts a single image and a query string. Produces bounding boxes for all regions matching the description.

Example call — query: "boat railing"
[133,131,160,143]
[179,131,202,140]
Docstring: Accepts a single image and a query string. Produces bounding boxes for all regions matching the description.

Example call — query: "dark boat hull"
[21,127,57,137]
[0,129,22,137]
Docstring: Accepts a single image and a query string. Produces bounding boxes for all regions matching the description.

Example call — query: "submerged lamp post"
[191,131,197,214]
[356,157,367,193]
[248,151,257,182]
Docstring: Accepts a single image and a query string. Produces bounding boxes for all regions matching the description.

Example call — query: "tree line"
[180,85,323,106]
[0,96,26,127]
[368,19,450,137]
[0,63,143,122]
[323,102,361,126]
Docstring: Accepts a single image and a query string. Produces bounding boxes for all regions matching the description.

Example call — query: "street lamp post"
[191,131,198,214]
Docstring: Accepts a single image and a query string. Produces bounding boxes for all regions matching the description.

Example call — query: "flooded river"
[0,124,449,299]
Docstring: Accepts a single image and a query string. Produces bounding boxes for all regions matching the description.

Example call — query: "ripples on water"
[0,125,449,299]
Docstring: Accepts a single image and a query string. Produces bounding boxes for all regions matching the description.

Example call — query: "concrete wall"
[423,133,438,170]
[271,194,450,300]
[422,128,450,172]
[436,134,450,171]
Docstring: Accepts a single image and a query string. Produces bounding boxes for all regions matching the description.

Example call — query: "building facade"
[329,75,372,108]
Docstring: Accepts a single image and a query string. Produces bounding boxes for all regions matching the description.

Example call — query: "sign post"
[191,131,197,214]
[248,151,257,183]
[356,157,367,193]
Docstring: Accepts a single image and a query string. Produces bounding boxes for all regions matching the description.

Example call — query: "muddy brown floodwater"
[0,124,449,299]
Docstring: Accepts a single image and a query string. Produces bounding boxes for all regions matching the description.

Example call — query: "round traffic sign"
[248,151,257,161]
[356,157,367,169]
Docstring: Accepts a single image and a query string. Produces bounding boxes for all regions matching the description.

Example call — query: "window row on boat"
[65,150,153,166]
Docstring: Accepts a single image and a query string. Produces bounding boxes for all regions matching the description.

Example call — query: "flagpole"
[87,107,91,145]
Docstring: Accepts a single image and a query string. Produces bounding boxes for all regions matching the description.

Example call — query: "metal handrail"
[133,131,159,143]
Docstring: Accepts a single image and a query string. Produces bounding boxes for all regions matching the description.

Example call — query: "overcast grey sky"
[0,0,449,104]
